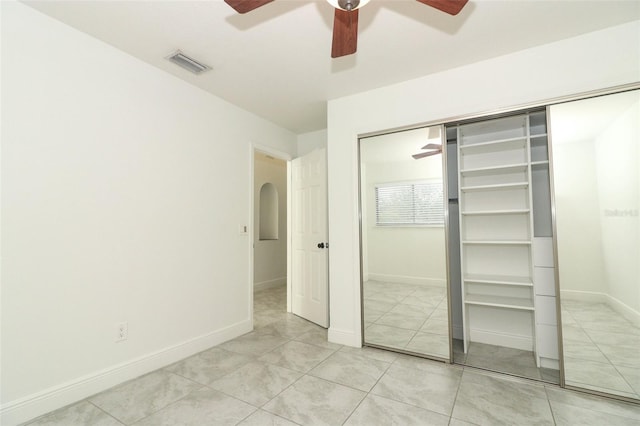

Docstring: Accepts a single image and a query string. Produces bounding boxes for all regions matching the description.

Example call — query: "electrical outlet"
[116,322,128,342]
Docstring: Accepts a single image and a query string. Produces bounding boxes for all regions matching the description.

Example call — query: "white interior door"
[291,148,329,327]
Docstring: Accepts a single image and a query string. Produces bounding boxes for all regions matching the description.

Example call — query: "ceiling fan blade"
[224,0,274,14]
[331,9,359,58]
[412,150,442,159]
[416,0,468,16]
[421,143,442,150]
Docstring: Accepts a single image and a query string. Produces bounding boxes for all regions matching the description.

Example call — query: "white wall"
[552,140,607,294]
[363,158,446,286]
[253,154,287,289]
[297,129,327,157]
[594,97,640,312]
[326,20,640,347]
[0,3,296,424]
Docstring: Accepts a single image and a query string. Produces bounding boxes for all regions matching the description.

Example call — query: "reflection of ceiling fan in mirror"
[223,0,469,58]
[412,143,442,159]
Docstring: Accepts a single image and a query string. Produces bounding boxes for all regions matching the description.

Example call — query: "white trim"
[249,144,256,331]
[607,294,640,328]
[560,289,607,303]
[367,274,446,287]
[328,327,361,347]
[560,290,640,327]
[0,319,252,426]
[253,144,293,162]
[254,277,286,291]
[539,357,560,370]
[287,161,292,313]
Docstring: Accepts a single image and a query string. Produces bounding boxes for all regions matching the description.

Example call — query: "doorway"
[252,147,330,330]
[253,150,289,328]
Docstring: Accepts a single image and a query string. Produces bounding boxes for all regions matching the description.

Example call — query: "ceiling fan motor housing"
[338,0,359,11]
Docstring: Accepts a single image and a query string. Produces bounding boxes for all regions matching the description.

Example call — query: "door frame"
[250,144,293,325]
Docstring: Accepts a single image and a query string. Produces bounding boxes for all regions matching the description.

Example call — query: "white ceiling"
[361,125,441,163]
[24,0,640,134]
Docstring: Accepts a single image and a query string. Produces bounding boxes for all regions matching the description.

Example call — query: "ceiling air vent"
[166,50,211,75]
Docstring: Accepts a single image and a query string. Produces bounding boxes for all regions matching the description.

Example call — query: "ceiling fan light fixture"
[327,0,370,11]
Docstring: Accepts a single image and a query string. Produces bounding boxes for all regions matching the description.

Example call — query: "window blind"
[375,181,444,226]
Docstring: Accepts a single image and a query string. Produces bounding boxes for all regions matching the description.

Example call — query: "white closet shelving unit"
[457,112,551,363]
[529,110,559,370]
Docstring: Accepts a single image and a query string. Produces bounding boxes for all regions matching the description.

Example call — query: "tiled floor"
[453,340,560,384]
[363,280,559,382]
[363,280,449,358]
[562,299,640,400]
[25,285,640,425]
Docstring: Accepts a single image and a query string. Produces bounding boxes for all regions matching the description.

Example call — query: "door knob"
[317,242,325,249]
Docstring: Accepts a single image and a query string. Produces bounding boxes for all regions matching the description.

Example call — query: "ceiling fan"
[223,0,469,58]
[412,143,442,159]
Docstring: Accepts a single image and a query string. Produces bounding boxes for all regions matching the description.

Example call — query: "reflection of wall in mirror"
[593,97,639,314]
[363,155,446,287]
[554,141,606,294]
[555,94,639,322]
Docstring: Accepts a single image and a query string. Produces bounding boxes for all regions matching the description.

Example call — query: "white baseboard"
[539,357,559,370]
[328,327,361,348]
[560,290,640,327]
[254,277,286,292]
[469,328,533,352]
[560,289,607,303]
[368,273,445,287]
[605,294,640,328]
[0,319,253,426]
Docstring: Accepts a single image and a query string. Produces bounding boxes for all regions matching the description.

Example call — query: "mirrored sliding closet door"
[359,125,451,360]
[550,89,640,401]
